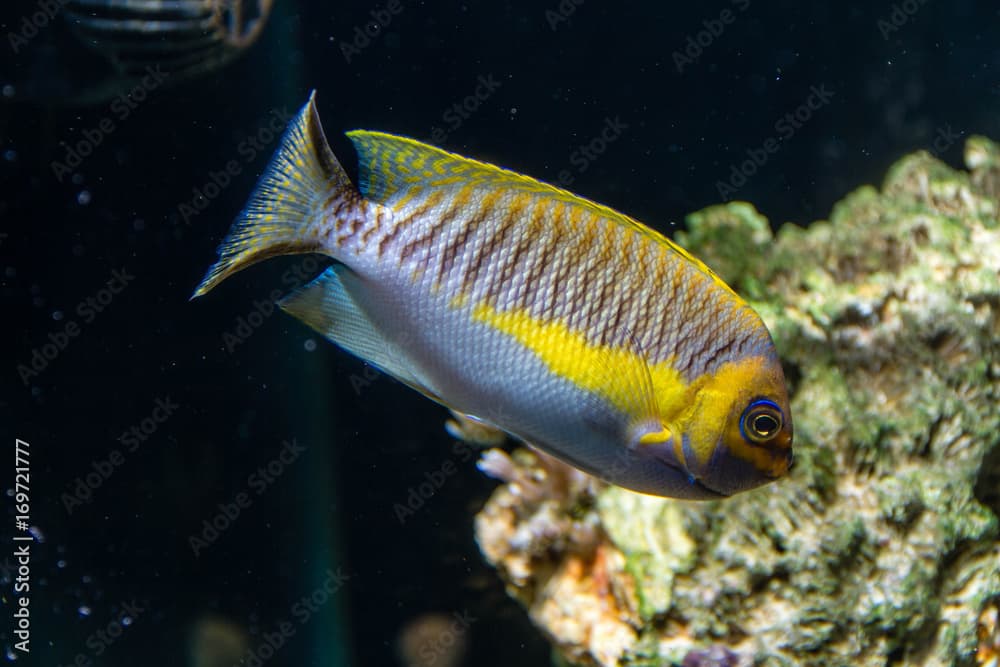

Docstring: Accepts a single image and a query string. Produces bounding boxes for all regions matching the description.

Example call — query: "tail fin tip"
[191,91,349,298]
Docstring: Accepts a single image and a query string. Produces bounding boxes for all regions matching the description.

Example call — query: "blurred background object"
[188,614,249,667]
[396,612,471,667]
[2,0,274,105]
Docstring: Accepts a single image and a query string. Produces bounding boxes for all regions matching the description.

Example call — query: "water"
[2,2,999,666]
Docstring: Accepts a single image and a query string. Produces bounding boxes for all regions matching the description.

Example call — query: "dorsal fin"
[345,130,738,298]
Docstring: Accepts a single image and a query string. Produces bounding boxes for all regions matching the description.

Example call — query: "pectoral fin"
[626,418,690,477]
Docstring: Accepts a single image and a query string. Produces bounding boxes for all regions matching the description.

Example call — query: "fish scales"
[193,92,793,499]
[378,181,734,380]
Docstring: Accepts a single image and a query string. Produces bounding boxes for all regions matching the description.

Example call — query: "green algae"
[597,489,696,621]
[474,138,1000,667]
[610,141,1000,666]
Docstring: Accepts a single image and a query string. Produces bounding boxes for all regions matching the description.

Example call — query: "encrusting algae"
[471,137,1000,667]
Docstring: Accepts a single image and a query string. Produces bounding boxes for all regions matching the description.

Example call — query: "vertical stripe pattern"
[362,181,770,381]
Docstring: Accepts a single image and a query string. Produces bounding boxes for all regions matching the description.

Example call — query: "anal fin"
[279,266,439,401]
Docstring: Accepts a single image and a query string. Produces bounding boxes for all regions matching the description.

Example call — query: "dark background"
[2,1,999,666]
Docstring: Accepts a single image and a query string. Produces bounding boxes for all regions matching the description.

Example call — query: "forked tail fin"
[192,91,354,298]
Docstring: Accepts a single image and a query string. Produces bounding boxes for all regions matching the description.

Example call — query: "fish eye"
[740,399,783,444]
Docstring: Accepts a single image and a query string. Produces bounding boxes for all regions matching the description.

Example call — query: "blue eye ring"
[740,399,783,444]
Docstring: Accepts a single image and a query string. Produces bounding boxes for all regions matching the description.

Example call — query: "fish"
[192,92,794,499]
[8,0,273,106]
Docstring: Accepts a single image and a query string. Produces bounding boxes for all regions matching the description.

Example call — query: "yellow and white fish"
[193,92,793,499]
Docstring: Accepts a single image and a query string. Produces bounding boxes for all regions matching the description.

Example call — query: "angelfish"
[193,92,793,499]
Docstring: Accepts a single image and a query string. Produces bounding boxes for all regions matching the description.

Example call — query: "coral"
[472,138,1000,666]
[681,645,750,667]
[978,599,999,667]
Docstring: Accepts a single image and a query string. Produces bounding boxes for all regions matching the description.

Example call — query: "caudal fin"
[192,91,353,298]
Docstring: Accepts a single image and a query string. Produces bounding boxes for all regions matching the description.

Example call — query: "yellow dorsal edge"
[346,130,739,299]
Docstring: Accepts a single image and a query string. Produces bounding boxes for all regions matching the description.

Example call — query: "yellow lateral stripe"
[470,302,691,420]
